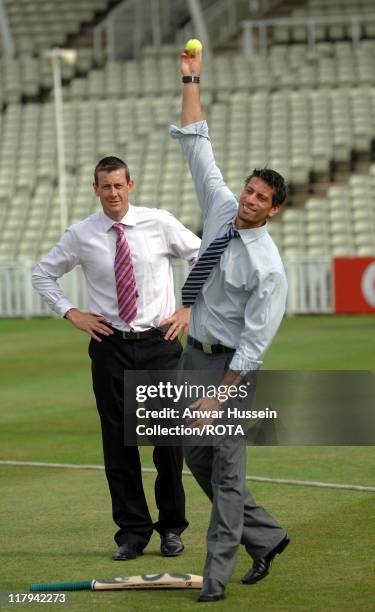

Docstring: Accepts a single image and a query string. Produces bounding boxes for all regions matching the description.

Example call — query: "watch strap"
[182,76,200,84]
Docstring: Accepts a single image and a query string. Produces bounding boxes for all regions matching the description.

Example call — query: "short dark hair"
[94,156,130,185]
[245,168,287,206]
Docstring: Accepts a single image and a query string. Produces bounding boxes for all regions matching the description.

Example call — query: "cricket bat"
[30,572,203,592]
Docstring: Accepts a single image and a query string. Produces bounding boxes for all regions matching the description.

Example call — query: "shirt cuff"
[53,298,76,318]
[229,353,262,373]
[169,120,209,139]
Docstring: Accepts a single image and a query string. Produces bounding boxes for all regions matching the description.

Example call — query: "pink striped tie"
[112,223,138,324]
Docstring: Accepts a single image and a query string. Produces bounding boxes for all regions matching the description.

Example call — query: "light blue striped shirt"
[170,120,287,371]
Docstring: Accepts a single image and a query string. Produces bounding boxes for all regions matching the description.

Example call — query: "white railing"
[285,257,332,314]
[0,259,332,318]
[0,264,89,319]
[242,14,375,56]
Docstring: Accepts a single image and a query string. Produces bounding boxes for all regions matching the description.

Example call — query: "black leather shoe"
[198,579,225,602]
[241,534,290,585]
[160,533,184,557]
[112,543,144,561]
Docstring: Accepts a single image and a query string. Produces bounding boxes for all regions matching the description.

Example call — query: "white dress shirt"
[32,204,201,331]
[170,120,288,371]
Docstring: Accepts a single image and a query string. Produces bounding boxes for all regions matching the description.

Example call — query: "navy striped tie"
[182,224,240,306]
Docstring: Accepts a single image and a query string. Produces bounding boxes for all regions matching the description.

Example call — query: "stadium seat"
[4,0,111,55]
[2,28,375,262]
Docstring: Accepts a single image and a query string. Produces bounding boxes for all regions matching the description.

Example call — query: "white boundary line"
[1,460,374,493]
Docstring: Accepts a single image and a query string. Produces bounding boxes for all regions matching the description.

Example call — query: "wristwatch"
[182,76,200,83]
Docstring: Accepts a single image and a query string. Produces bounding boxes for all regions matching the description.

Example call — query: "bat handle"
[30,581,93,592]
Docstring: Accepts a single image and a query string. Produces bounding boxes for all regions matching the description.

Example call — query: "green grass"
[0,317,374,611]
[1,468,374,612]
[264,314,375,370]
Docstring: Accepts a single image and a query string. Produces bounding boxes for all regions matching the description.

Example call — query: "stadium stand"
[267,169,375,259]
[272,0,375,45]
[62,39,375,98]
[0,0,375,267]
[1,86,374,263]
[3,0,111,56]
[0,49,95,104]
[292,0,375,19]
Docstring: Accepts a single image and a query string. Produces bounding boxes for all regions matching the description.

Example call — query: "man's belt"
[187,335,234,355]
[111,325,169,340]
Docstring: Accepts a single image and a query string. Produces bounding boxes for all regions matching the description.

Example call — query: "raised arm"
[169,46,236,221]
[180,48,203,126]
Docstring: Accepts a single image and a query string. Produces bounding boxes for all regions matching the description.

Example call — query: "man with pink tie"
[32,156,201,561]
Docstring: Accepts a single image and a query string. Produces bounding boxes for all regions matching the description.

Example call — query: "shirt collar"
[228,218,267,244]
[101,204,137,232]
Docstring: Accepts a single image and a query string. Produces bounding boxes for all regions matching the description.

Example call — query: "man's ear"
[127,179,135,192]
[93,182,99,196]
[268,204,280,219]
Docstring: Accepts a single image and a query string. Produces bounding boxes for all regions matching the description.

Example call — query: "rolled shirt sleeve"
[170,120,234,220]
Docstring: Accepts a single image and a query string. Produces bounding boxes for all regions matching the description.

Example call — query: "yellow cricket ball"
[185,38,203,56]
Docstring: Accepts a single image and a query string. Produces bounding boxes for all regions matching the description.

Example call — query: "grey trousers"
[180,345,286,586]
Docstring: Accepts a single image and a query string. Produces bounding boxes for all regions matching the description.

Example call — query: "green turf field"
[0,316,374,611]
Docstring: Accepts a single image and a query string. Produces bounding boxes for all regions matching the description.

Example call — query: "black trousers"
[89,329,188,548]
